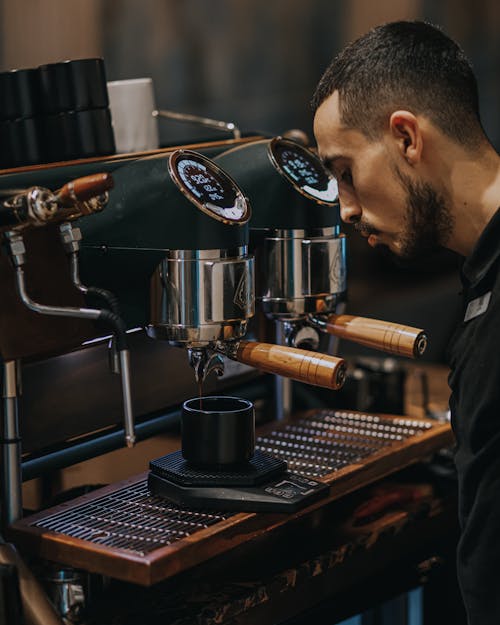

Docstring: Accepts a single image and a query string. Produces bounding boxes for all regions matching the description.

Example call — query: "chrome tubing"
[153,109,241,140]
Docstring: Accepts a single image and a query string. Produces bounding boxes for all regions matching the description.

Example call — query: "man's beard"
[394,167,454,261]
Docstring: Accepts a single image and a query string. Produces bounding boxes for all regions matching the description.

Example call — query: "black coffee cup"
[181,396,255,467]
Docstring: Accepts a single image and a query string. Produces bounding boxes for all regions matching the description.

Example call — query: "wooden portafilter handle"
[234,341,346,390]
[56,173,114,207]
[320,314,427,359]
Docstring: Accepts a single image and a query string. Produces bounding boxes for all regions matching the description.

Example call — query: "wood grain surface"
[236,341,346,390]
[324,314,427,358]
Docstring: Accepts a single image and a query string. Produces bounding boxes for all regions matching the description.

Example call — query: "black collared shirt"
[447,207,500,625]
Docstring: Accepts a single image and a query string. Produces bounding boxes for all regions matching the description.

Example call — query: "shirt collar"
[462,207,500,287]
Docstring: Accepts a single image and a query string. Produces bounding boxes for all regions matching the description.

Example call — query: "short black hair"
[312,21,485,149]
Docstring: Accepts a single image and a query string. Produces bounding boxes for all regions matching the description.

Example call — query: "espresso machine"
[73,148,346,511]
[214,137,428,417]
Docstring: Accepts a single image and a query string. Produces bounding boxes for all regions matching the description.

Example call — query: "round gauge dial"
[269,137,338,204]
[169,150,250,224]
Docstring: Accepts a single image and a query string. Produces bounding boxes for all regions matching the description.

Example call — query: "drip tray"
[8,410,453,586]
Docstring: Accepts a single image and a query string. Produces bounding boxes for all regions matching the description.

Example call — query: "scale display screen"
[270,138,338,204]
[170,151,250,223]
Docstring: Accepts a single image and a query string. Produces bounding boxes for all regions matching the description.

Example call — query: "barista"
[311,21,500,625]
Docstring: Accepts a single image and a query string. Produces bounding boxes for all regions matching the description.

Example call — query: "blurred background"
[1,0,499,146]
[1,0,498,362]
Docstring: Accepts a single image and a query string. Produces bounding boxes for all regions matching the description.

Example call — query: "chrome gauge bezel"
[267,137,338,206]
[168,149,251,225]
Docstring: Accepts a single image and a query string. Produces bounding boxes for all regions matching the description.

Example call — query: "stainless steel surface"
[118,350,135,448]
[44,568,86,624]
[5,229,137,449]
[60,223,84,262]
[281,321,321,350]
[148,248,254,346]
[259,230,346,318]
[15,265,101,320]
[60,221,137,448]
[255,410,434,478]
[2,187,58,231]
[274,320,293,421]
[32,481,234,556]
[1,360,22,527]
[154,109,241,140]
[188,347,225,383]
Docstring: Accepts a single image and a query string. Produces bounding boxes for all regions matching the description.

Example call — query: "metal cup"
[181,396,255,467]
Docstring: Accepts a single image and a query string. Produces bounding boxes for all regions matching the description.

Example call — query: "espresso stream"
[198,381,203,409]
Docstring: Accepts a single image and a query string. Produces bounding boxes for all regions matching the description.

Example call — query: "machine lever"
[55,172,114,207]
[310,314,427,359]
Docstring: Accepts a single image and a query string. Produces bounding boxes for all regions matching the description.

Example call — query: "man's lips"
[357,229,380,247]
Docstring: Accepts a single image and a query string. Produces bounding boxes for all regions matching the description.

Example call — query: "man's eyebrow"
[321,154,345,170]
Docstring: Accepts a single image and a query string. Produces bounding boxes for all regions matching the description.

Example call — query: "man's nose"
[339,202,362,224]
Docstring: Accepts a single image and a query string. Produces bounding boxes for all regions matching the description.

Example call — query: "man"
[312,21,500,625]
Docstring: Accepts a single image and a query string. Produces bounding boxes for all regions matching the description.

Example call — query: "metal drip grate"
[32,481,233,556]
[256,410,433,478]
[31,410,434,556]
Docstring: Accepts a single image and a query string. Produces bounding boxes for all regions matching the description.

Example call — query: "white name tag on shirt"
[464,291,492,322]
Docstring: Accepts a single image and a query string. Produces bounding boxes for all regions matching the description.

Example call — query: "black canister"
[42,108,115,162]
[0,68,42,121]
[38,58,109,114]
[0,117,44,168]
[0,68,44,169]
[38,58,115,163]
[181,396,255,467]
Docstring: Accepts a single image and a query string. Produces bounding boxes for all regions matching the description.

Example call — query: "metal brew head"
[214,137,347,321]
[78,149,255,346]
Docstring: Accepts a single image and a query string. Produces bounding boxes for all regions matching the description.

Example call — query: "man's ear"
[389,111,423,165]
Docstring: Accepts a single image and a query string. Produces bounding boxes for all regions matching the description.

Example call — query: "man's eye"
[340,169,353,185]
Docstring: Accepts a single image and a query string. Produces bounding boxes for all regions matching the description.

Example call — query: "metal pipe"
[59,223,135,446]
[119,349,135,448]
[153,108,241,140]
[5,231,136,448]
[274,321,293,420]
[1,360,22,528]
[16,265,136,447]
[16,267,101,320]
[69,252,88,295]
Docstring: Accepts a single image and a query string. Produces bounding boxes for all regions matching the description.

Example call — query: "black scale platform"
[148,449,329,512]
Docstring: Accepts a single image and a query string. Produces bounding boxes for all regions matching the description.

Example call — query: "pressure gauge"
[268,137,338,205]
[169,150,251,224]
